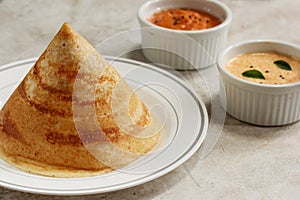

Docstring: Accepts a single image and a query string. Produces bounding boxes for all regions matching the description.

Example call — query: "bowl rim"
[217,39,300,89]
[137,0,232,35]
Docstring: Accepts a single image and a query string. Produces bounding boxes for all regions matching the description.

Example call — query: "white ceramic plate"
[0,57,208,195]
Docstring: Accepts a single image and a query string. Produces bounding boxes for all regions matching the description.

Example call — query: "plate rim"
[0,56,209,195]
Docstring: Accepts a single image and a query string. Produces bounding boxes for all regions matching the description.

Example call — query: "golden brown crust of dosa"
[0,23,160,178]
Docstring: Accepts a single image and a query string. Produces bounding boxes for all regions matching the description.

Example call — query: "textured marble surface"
[0,0,300,199]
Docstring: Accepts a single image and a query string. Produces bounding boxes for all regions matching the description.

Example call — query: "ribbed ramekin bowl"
[218,40,300,126]
[137,0,232,70]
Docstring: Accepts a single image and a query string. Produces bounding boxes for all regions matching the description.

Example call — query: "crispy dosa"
[0,23,160,177]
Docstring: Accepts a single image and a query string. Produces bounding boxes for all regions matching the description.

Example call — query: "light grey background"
[0,0,299,199]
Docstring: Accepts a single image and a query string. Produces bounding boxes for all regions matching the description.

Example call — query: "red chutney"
[148,8,222,31]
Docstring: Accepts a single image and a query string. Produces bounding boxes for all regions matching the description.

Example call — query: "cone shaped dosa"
[0,23,161,177]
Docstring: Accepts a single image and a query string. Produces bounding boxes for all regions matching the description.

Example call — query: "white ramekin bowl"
[218,40,300,126]
[137,0,232,70]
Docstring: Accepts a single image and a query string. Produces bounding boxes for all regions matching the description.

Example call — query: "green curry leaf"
[274,60,292,70]
[242,69,265,80]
